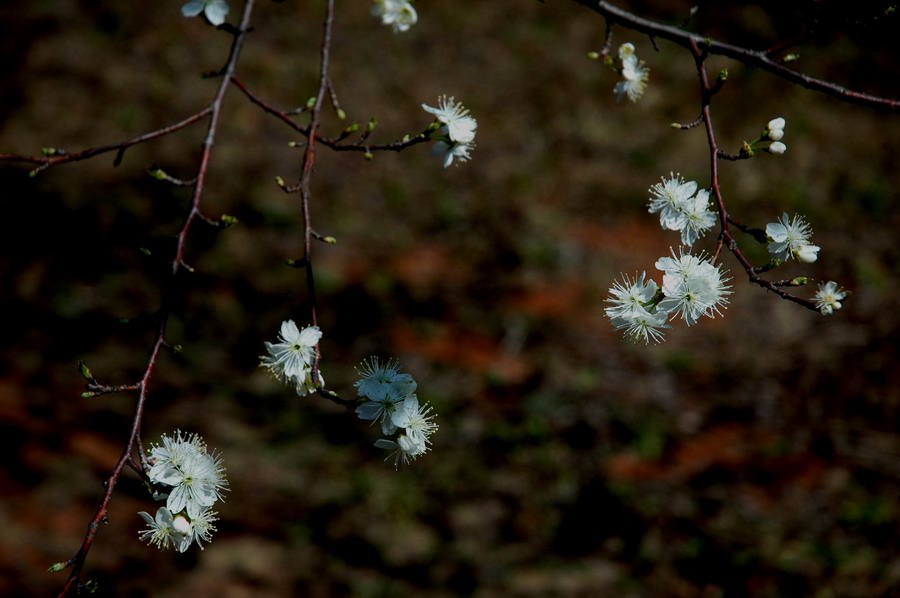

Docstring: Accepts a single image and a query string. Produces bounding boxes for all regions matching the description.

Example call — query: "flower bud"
[173,514,193,538]
[795,244,820,263]
[768,141,786,154]
[767,117,786,132]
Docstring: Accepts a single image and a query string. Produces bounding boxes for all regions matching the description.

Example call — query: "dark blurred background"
[2,1,900,596]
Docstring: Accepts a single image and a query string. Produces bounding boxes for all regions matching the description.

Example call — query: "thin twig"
[0,109,212,174]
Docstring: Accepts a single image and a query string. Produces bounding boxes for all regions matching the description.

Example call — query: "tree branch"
[572,0,900,112]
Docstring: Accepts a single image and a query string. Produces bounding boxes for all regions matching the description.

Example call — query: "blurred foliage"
[2,1,900,596]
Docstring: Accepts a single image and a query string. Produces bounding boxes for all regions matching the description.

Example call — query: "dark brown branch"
[0,109,212,174]
[298,0,336,383]
[56,2,257,595]
[689,39,818,312]
[572,0,900,112]
[230,75,431,152]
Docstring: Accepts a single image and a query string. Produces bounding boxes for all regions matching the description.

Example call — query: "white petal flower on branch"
[355,357,417,402]
[372,0,417,33]
[188,508,219,550]
[768,141,787,154]
[605,272,669,344]
[260,320,322,393]
[670,188,717,246]
[355,357,417,435]
[422,96,477,143]
[618,306,671,344]
[421,96,477,167]
[766,213,818,262]
[138,508,192,553]
[163,448,228,519]
[604,272,658,321]
[147,429,205,485]
[356,393,406,436]
[390,395,438,445]
[375,434,427,469]
[432,139,474,168]
[614,43,649,103]
[648,173,698,231]
[181,0,229,26]
[655,248,731,326]
[814,281,847,315]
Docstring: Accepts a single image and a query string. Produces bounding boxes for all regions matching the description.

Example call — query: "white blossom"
[138,508,192,553]
[354,357,417,435]
[655,248,731,326]
[181,0,229,26]
[375,434,427,469]
[669,188,717,246]
[188,508,219,550]
[422,96,477,144]
[146,431,228,519]
[158,448,227,519]
[605,272,670,344]
[355,357,417,402]
[432,138,474,168]
[422,96,477,168]
[355,358,439,465]
[391,395,438,445]
[614,43,649,102]
[814,281,847,315]
[766,213,819,262]
[647,174,716,246]
[260,320,323,395]
[147,429,205,485]
[648,173,698,231]
[372,0,417,33]
[618,306,671,344]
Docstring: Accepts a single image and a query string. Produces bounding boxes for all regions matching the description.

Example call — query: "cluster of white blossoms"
[372,0,417,33]
[765,212,820,263]
[422,96,478,168]
[354,357,438,468]
[260,320,324,396]
[606,249,731,344]
[139,430,227,553]
[614,43,650,103]
[648,173,717,246]
[181,0,229,26]
[607,171,730,343]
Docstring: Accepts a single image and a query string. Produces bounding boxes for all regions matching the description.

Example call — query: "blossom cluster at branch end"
[354,357,438,468]
[260,320,324,396]
[139,430,227,553]
[422,96,477,168]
